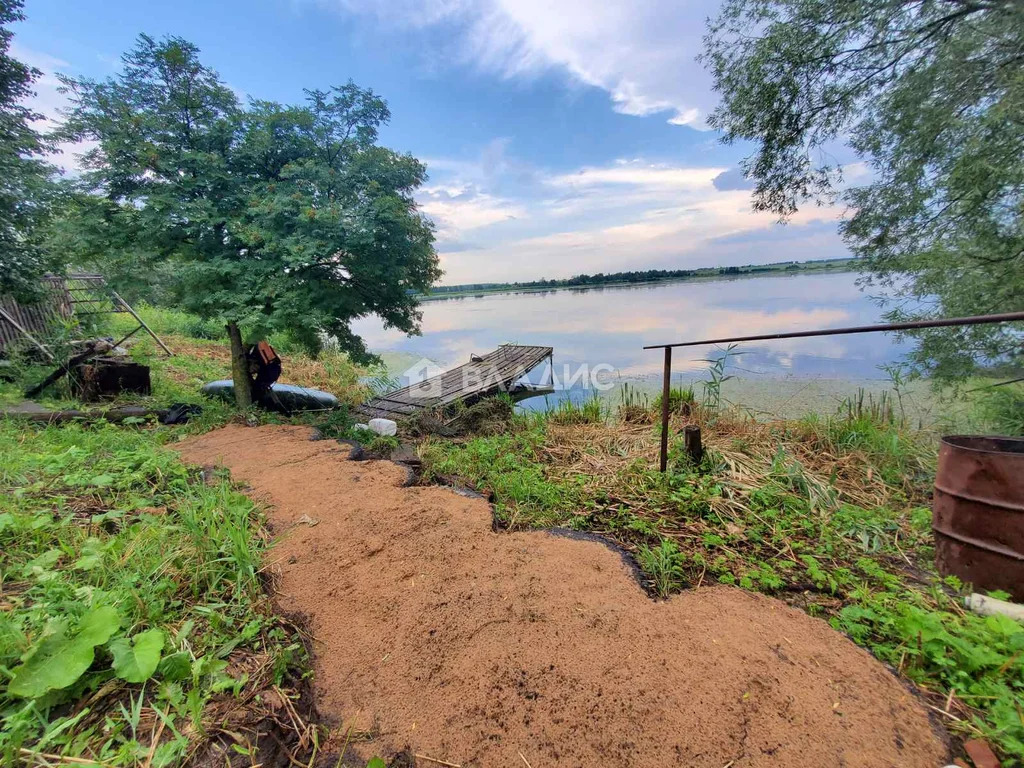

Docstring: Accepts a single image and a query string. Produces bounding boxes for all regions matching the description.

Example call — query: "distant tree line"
[424,257,852,296]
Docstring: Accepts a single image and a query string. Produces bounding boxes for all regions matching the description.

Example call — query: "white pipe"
[965,593,1024,622]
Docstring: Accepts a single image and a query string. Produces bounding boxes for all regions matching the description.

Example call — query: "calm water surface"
[350,272,911,406]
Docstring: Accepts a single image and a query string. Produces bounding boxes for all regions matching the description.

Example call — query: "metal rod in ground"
[660,346,672,473]
[642,310,1024,350]
[684,425,703,465]
[109,289,173,356]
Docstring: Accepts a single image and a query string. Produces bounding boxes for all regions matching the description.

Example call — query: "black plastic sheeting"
[200,379,338,412]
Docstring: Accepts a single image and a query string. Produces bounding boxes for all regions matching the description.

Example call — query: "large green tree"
[702,0,1024,380]
[0,0,58,297]
[59,35,440,407]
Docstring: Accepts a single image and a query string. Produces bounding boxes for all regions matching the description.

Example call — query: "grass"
[651,385,696,415]
[0,305,379,767]
[545,394,605,426]
[420,397,1024,760]
[1,303,370,415]
[0,419,312,766]
[965,383,1024,436]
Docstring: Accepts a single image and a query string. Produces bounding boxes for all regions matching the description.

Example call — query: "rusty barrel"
[933,435,1024,600]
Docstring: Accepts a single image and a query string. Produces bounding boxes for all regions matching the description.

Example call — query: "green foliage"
[365,433,400,456]
[973,385,1024,436]
[652,386,695,414]
[109,628,165,684]
[0,0,61,297]
[56,34,440,363]
[313,407,356,440]
[421,424,586,528]
[699,345,737,411]
[808,410,930,489]
[703,0,1024,381]
[834,591,1024,755]
[637,539,687,597]
[7,606,120,698]
[0,420,297,763]
[546,395,605,425]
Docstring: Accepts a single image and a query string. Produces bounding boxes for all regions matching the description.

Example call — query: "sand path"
[178,425,947,768]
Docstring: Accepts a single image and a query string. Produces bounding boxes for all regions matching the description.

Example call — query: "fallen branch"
[1,406,168,424]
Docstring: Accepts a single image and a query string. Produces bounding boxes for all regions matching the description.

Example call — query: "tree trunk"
[226,321,253,411]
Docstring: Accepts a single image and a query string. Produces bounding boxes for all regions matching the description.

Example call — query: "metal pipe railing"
[643,311,1024,350]
[648,310,1024,471]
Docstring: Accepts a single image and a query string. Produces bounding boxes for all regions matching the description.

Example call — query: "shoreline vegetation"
[2,306,1022,765]
[418,256,857,301]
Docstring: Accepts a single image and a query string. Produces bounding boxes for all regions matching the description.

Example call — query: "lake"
[350,271,918,416]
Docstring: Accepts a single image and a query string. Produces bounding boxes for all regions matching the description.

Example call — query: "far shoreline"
[418,257,859,302]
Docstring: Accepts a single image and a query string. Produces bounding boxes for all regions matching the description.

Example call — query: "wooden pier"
[356,344,553,420]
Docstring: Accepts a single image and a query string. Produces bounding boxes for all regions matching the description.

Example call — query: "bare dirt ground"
[178,425,949,768]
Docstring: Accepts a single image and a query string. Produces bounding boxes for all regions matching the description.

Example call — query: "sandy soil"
[177,425,948,768]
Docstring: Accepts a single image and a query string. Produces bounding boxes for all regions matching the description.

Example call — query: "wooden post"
[684,425,703,465]
[659,346,672,472]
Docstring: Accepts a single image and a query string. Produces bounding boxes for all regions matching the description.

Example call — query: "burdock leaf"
[8,607,120,698]
[76,606,121,645]
[110,628,165,683]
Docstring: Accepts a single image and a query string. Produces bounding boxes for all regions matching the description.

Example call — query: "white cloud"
[328,0,719,127]
[11,44,69,131]
[547,161,725,190]
[10,43,91,174]
[418,186,526,237]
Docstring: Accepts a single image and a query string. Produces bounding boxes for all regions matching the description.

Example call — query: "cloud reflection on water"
[350,272,908,386]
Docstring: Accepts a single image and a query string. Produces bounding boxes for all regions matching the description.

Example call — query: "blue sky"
[13,0,853,285]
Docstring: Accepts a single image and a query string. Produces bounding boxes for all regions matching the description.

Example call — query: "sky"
[12,0,855,285]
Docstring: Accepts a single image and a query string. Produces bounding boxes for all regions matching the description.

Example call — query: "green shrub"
[653,386,696,413]
[182,316,225,340]
[975,386,1024,435]
[546,395,604,425]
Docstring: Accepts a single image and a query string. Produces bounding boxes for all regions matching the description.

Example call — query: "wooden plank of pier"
[356,344,552,420]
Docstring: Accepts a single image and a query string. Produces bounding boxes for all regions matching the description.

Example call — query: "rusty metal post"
[659,346,672,472]
[684,425,703,465]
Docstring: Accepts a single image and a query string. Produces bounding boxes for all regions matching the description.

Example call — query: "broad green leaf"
[110,628,165,683]
[8,607,119,698]
[73,554,102,571]
[157,651,192,682]
[73,538,106,570]
[25,548,62,572]
[77,606,121,646]
[366,759,387,768]
[89,474,114,487]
